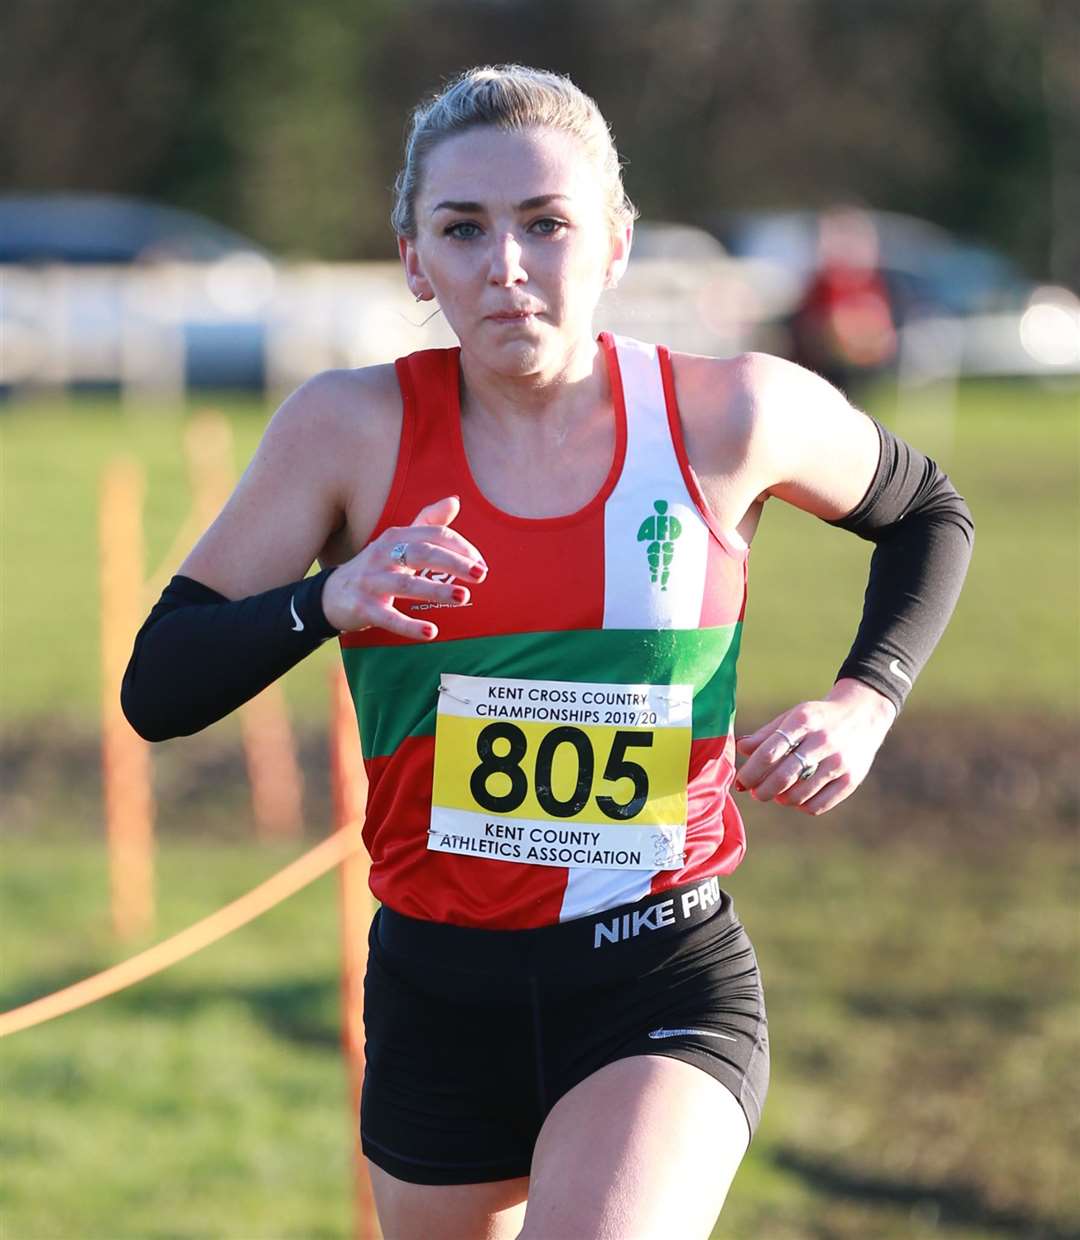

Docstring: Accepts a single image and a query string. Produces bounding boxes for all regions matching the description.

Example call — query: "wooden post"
[330,667,378,1240]
[185,410,304,840]
[100,458,155,938]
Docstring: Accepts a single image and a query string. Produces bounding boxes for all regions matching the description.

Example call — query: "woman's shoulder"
[250,362,407,553]
[668,347,845,413]
[666,348,856,455]
[276,361,403,444]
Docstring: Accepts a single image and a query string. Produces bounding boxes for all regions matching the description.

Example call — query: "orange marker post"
[330,667,378,1240]
[100,458,155,939]
[240,688,305,839]
[185,410,304,840]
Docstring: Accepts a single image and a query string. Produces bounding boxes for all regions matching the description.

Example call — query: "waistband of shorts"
[374,875,733,985]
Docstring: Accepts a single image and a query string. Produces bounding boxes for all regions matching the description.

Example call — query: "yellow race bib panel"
[429,674,692,871]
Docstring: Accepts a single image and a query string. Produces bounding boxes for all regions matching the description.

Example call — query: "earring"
[415,292,425,303]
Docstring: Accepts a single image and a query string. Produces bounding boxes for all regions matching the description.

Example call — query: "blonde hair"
[392,64,637,239]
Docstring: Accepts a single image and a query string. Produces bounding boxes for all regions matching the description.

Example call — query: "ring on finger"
[774,728,799,752]
[390,541,411,570]
[793,750,817,781]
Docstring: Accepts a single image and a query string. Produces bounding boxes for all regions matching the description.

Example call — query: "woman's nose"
[488,232,526,285]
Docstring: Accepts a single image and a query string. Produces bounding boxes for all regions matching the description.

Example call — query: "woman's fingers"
[733,687,893,816]
[385,535,486,581]
[734,712,789,756]
[367,569,469,607]
[382,518,487,580]
[324,497,489,638]
[364,601,439,642]
[739,737,824,802]
[734,718,810,791]
[405,496,488,575]
[410,494,461,528]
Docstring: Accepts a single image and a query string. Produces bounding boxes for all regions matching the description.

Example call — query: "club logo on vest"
[637,499,682,591]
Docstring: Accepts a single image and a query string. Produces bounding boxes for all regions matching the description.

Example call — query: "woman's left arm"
[728,353,974,815]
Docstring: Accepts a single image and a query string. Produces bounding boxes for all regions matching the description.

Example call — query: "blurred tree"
[0,0,1065,276]
[1041,0,1080,291]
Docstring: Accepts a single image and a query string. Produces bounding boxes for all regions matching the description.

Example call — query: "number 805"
[469,723,653,821]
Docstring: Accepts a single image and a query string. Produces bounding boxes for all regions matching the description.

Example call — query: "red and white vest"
[341,333,749,930]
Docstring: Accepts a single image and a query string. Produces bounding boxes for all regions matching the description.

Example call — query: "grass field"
[2,380,1078,1238]
[1,380,1078,723]
[3,831,1077,1239]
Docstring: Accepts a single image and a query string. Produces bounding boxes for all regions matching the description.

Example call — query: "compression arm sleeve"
[120,569,339,742]
[826,419,974,714]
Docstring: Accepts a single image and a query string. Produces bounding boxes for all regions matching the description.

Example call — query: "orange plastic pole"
[330,667,378,1240]
[240,687,305,839]
[100,458,155,939]
[185,410,304,840]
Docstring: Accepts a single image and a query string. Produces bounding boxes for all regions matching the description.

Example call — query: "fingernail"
[469,562,487,580]
[423,624,437,640]
[733,779,745,792]
[451,586,469,604]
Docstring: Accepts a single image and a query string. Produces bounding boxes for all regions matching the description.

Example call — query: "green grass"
[2,841,352,1239]
[2,834,1076,1238]
[2,378,1078,1236]
[2,381,1078,724]
[737,380,1080,716]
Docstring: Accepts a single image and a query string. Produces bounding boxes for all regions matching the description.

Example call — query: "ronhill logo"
[637,499,682,590]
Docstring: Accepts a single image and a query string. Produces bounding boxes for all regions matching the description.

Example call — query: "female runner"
[123,65,973,1240]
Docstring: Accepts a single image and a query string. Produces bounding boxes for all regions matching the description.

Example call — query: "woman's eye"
[445,221,481,240]
[531,218,567,236]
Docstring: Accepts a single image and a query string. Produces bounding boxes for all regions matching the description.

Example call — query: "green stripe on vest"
[342,624,741,759]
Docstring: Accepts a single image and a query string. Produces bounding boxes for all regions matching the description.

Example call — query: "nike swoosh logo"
[648,1027,737,1042]
[289,597,304,632]
[889,658,912,687]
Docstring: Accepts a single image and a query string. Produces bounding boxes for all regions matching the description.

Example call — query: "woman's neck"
[457,333,609,438]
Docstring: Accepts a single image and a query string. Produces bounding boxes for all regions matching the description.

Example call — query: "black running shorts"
[360,877,769,1186]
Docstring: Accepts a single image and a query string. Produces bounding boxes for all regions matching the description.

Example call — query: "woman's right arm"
[121,367,485,741]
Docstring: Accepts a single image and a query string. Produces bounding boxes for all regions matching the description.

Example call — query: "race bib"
[428,674,692,871]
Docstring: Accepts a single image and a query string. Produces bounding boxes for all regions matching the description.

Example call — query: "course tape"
[0,827,364,1038]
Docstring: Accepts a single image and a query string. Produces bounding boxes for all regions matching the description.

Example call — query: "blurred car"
[711,208,1029,319]
[709,208,1080,377]
[629,222,729,262]
[0,193,268,266]
[1,193,274,389]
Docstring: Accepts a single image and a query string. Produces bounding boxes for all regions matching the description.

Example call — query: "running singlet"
[340,333,749,930]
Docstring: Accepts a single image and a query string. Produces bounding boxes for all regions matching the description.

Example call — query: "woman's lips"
[487,310,540,320]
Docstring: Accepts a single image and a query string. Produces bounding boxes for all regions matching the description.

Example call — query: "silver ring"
[774,728,799,752]
[794,751,817,781]
[390,541,410,569]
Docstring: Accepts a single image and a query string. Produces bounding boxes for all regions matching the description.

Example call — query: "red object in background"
[789,206,899,392]
[794,263,898,370]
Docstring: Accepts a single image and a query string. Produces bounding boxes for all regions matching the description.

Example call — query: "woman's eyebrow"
[431,200,483,215]
[430,194,571,216]
[516,194,571,210]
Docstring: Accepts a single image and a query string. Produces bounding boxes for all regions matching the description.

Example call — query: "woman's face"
[402,125,630,376]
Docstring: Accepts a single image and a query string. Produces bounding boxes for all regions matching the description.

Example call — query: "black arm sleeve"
[120,568,339,741]
[826,419,974,714]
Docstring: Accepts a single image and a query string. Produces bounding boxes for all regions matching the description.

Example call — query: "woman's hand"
[321,495,487,640]
[733,679,896,815]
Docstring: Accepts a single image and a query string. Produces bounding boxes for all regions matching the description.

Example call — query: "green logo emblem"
[637,500,682,591]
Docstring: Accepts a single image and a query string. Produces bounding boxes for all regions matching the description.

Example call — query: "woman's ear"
[399,235,434,301]
[604,222,633,290]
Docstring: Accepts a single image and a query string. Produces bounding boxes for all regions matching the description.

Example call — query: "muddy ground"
[4,710,1077,849]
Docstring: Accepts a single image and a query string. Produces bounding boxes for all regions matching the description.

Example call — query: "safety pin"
[438,684,472,705]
